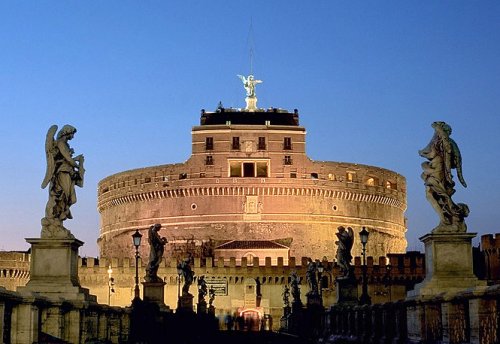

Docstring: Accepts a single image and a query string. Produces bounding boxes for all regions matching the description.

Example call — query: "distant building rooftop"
[200,108,300,126]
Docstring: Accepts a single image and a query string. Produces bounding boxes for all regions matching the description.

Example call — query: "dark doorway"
[243,163,255,177]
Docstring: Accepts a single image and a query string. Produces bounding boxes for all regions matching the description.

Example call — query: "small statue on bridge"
[336,226,354,279]
[282,284,290,308]
[208,286,216,307]
[290,271,301,304]
[177,256,194,296]
[305,258,319,296]
[145,224,167,282]
[198,275,208,304]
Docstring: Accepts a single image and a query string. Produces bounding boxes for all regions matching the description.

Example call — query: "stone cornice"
[98,184,406,212]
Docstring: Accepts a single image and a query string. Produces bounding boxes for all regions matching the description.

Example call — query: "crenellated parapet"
[77,253,425,288]
[481,233,500,282]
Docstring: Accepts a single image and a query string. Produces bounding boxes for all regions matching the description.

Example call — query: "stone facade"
[97,108,407,261]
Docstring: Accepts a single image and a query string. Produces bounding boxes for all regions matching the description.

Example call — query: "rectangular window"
[230,162,242,177]
[284,137,292,150]
[232,137,240,150]
[284,155,292,165]
[258,137,266,150]
[205,156,213,165]
[229,160,270,178]
[256,162,268,177]
[290,172,297,178]
[347,172,355,182]
[206,137,213,150]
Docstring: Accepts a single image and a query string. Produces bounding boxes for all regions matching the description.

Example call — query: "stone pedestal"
[18,237,96,302]
[286,301,304,335]
[142,281,166,306]
[408,232,485,299]
[197,300,207,314]
[208,305,215,316]
[177,293,194,313]
[245,96,257,111]
[306,292,322,307]
[335,277,358,305]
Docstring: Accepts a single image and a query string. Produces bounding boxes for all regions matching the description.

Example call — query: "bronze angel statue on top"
[237,74,262,98]
[41,125,85,238]
[419,121,469,233]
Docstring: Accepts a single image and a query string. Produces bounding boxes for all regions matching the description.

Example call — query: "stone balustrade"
[319,284,500,344]
[0,286,130,344]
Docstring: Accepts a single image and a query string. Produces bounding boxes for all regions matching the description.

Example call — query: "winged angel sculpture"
[41,125,85,238]
[237,74,262,98]
[419,121,469,233]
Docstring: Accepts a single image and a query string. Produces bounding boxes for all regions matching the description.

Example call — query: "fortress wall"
[75,253,424,328]
[97,161,407,260]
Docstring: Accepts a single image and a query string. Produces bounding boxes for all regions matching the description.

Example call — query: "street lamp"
[317,261,324,305]
[177,266,182,300]
[107,265,115,305]
[359,227,371,305]
[385,263,392,302]
[132,229,142,301]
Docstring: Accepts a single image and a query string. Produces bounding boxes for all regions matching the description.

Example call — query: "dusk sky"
[0,2,499,258]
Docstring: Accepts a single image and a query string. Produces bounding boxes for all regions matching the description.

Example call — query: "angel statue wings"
[41,125,85,238]
[419,121,469,233]
[335,226,354,279]
[237,74,262,98]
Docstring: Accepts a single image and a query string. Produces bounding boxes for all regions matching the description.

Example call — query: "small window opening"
[206,137,214,150]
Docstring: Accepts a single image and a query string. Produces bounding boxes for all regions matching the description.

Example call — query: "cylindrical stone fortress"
[97,108,407,260]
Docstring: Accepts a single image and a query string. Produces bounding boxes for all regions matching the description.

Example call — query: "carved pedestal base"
[336,277,358,306]
[306,292,322,307]
[143,281,167,307]
[245,96,258,111]
[197,300,207,314]
[407,232,486,299]
[18,237,96,302]
[177,293,194,313]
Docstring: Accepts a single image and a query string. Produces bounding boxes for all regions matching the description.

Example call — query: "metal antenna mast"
[247,18,255,75]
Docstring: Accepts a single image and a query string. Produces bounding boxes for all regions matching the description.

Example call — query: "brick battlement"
[78,252,425,283]
[481,233,500,250]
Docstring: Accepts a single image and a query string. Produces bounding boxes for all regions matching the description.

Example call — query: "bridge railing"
[321,284,500,344]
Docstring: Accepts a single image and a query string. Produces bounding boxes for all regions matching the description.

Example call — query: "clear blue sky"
[0,1,499,257]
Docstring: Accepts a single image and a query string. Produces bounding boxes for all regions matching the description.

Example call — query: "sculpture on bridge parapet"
[208,286,216,306]
[419,121,469,233]
[305,258,319,296]
[197,275,208,304]
[178,255,195,295]
[41,125,85,239]
[145,224,167,282]
[282,284,290,307]
[290,271,301,304]
[335,226,354,279]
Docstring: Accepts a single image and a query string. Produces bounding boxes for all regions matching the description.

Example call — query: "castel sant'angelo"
[97,74,408,263]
